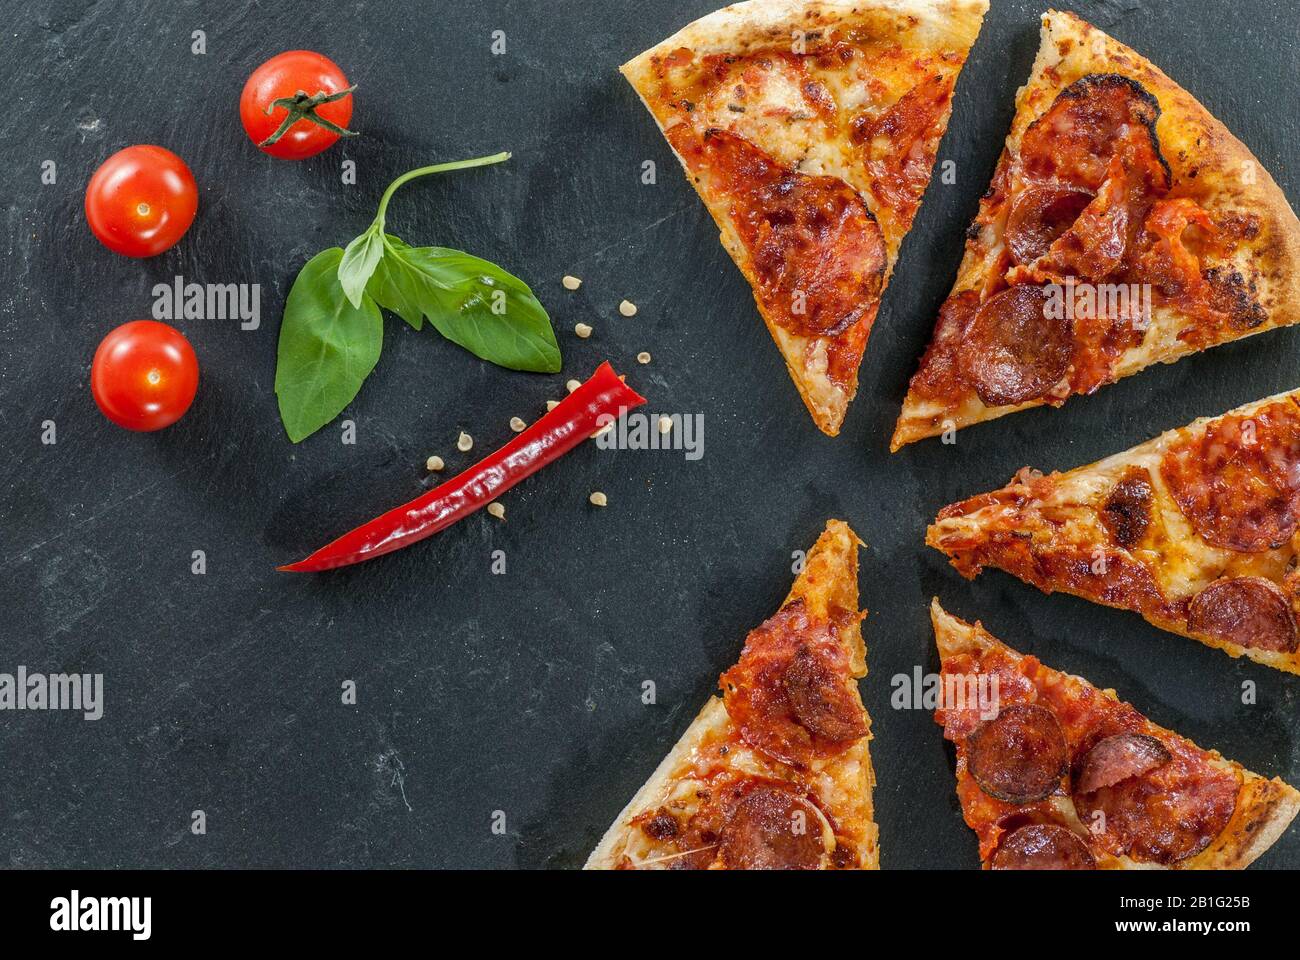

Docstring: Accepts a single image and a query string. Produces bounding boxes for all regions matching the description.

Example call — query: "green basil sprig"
[275,152,561,442]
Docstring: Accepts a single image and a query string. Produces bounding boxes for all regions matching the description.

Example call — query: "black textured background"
[1,0,1297,869]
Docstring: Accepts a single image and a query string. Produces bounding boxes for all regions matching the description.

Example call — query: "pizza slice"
[585,519,876,869]
[929,389,1300,674]
[893,10,1300,450]
[930,601,1300,869]
[622,0,988,436]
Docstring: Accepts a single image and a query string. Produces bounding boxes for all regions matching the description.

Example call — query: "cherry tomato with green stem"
[91,321,199,431]
[84,145,198,258]
[240,50,357,160]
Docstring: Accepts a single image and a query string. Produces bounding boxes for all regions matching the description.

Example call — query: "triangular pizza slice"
[893,10,1300,449]
[585,520,876,869]
[929,389,1300,673]
[930,601,1300,869]
[622,0,988,435]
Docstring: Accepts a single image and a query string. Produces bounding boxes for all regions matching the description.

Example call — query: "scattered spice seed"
[637,351,652,364]
[591,421,614,439]
[619,299,638,317]
[546,399,561,412]
[589,491,608,507]
[509,416,526,432]
[658,416,673,434]
[457,431,473,452]
[487,501,505,520]
[426,455,445,472]
[574,322,593,339]
[566,379,581,393]
[562,275,582,290]
[278,363,648,573]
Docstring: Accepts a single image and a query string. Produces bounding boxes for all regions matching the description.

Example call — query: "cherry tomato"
[84,146,198,258]
[240,50,355,160]
[91,321,199,432]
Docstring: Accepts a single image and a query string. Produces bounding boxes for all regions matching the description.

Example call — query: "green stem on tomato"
[372,152,512,232]
[259,86,360,147]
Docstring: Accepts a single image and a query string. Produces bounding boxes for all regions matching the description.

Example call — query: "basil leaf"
[338,225,386,309]
[381,240,561,373]
[275,248,384,443]
[366,236,423,331]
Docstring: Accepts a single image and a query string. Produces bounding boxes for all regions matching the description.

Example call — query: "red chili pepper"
[280,362,647,572]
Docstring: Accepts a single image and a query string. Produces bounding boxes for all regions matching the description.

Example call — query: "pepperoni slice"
[958,286,1071,407]
[1075,734,1172,794]
[967,703,1068,803]
[1160,403,1300,552]
[718,784,828,870]
[783,645,870,743]
[857,72,954,227]
[721,600,866,766]
[1034,159,1133,281]
[1135,197,1218,308]
[1072,739,1239,865]
[1018,74,1170,192]
[672,127,886,340]
[1187,576,1299,653]
[990,823,1097,870]
[1100,467,1154,550]
[1005,185,1094,265]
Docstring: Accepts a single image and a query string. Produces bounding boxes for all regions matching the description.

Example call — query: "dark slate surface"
[1,0,1297,869]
